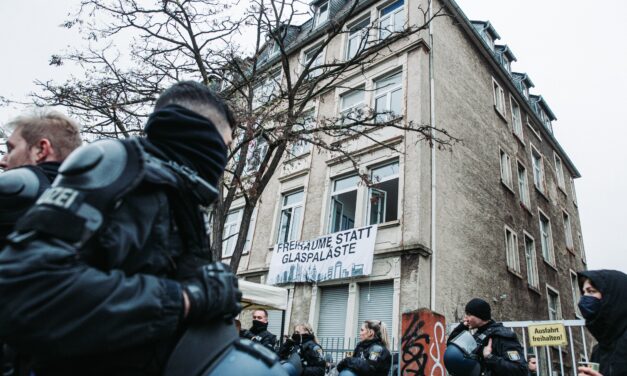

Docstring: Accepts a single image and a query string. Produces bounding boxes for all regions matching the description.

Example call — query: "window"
[531,146,546,193]
[329,174,360,232]
[253,69,282,109]
[493,79,506,116]
[346,17,370,60]
[511,97,523,138]
[290,109,315,157]
[517,162,530,208]
[562,211,574,250]
[277,190,304,243]
[222,209,243,258]
[570,177,578,206]
[368,161,399,225]
[578,232,586,262]
[379,0,404,39]
[339,86,366,123]
[354,281,394,339]
[504,226,520,273]
[373,70,402,122]
[554,153,566,190]
[524,233,539,288]
[499,149,513,188]
[539,211,555,265]
[315,1,329,28]
[303,45,324,78]
[546,286,562,320]
[244,136,269,175]
[268,41,280,58]
[570,271,582,318]
[317,285,349,339]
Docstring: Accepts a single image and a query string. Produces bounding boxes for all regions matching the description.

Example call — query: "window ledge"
[507,268,523,279]
[284,151,311,164]
[520,201,533,215]
[534,185,549,201]
[501,180,515,194]
[513,131,525,146]
[376,219,400,229]
[557,184,567,196]
[494,106,508,122]
[543,258,558,271]
[528,284,541,295]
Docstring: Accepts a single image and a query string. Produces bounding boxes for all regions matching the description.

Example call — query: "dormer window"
[523,85,529,99]
[483,31,495,51]
[503,57,511,73]
[268,41,280,58]
[315,1,329,28]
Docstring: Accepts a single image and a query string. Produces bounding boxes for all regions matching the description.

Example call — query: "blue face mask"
[578,295,602,319]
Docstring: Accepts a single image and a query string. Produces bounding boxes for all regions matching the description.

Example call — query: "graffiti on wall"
[400,309,446,376]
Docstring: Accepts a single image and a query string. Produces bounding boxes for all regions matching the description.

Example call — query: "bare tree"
[30,0,457,271]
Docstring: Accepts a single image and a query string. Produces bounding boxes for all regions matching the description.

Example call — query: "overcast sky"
[1,0,625,272]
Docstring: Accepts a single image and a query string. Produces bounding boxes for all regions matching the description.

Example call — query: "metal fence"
[318,337,400,376]
[502,320,591,376]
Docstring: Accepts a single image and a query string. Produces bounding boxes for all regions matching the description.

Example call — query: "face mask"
[291,333,303,344]
[252,320,267,330]
[578,295,602,319]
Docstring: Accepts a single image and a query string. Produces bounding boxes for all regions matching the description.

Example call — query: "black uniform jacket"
[579,270,627,376]
[278,338,326,376]
[0,180,188,375]
[338,338,391,376]
[449,321,527,376]
[242,326,277,351]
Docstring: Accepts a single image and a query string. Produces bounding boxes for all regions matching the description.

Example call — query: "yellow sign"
[528,323,568,347]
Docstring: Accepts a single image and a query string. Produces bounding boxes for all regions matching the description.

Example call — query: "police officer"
[277,323,326,376]
[241,309,278,351]
[447,298,527,376]
[0,81,248,375]
[0,110,82,244]
[337,320,391,376]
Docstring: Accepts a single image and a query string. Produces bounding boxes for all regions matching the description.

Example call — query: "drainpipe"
[428,0,437,312]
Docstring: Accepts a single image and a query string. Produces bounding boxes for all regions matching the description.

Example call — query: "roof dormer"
[313,0,329,28]
[495,45,517,73]
[471,20,500,51]
[512,72,534,99]
[530,95,557,134]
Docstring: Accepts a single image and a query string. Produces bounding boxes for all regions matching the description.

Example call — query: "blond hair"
[364,320,389,348]
[294,322,318,343]
[8,110,82,160]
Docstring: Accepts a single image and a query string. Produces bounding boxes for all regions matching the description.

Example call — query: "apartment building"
[225,0,587,353]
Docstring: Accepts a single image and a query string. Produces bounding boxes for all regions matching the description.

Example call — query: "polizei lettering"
[37,187,80,209]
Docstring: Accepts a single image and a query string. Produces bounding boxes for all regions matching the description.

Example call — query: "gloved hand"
[337,358,348,371]
[183,262,242,322]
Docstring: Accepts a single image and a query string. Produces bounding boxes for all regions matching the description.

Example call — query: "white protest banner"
[267,225,378,285]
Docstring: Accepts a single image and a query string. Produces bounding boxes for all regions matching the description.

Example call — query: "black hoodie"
[578,270,627,376]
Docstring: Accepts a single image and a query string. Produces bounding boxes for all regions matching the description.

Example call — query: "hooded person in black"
[577,270,627,376]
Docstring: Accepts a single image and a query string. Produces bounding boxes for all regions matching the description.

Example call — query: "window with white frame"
[546,286,562,320]
[517,162,530,208]
[373,70,402,122]
[277,190,304,243]
[570,177,578,205]
[253,69,282,109]
[346,17,370,60]
[570,271,582,318]
[339,86,366,123]
[268,40,280,58]
[504,226,520,273]
[531,146,546,193]
[290,109,315,157]
[368,161,399,225]
[554,153,566,190]
[578,232,586,262]
[499,149,513,188]
[524,233,539,288]
[539,211,555,265]
[222,209,243,258]
[511,97,523,138]
[493,79,506,116]
[379,0,404,39]
[303,45,324,78]
[315,1,329,28]
[562,210,574,250]
[244,136,269,175]
[329,174,360,232]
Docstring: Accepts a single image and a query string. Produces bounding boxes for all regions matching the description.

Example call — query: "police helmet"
[443,344,481,376]
[338,370,359,376]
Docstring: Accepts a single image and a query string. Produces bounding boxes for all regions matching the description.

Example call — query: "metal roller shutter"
[317,285,349,339]
[354,280,394,339]
[267,309,283,338]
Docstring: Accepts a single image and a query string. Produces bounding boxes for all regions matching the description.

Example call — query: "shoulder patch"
[507,350,521,361]
[369,351,380,361]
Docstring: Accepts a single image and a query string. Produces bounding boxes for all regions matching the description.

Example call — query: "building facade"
[226,0,587,357]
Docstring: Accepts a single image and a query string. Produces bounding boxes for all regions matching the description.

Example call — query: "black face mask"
[578,295,602,320]
[291,333,313,344]
[251,320,267,332]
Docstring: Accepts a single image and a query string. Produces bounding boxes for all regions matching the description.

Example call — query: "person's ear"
[33,138,53,163]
